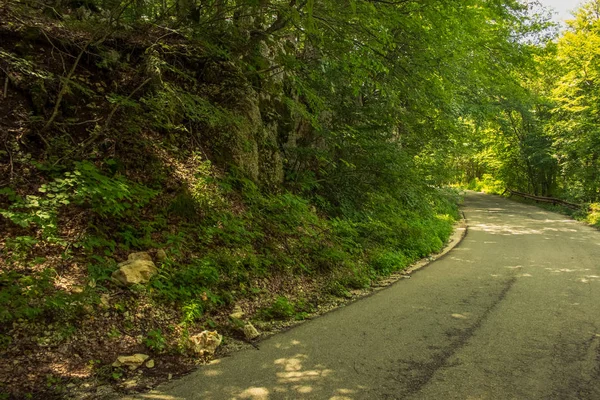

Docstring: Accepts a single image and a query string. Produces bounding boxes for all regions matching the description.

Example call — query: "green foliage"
[87,256,118,283]
[107,327,121,340]
[0,333,12,351]
[292,298,315,321]
[371,250,409,276]
[258,296,295,320]
[451,1,600,204]
[144,329,167,352]
[0,162,157,241]
[141,82,240,134]
[0,269,94,325]
[326,280,352,299]
[585,203,600,227]
[0,49,53,80]
[466,174,506,195]
[151,258,220,307]
[181,300,204,325]
[169,192,199,221]
[0,270,52,323]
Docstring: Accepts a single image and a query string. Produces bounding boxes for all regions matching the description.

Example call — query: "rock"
[188,330,222,356]
[156,249,167,262]
[122,379,138,389]
[82,304,94,314]
[112,259,158,286]
[112,354,150,370]
[72,286,84,294]
[229,305,245,320]
[145,359,154,368]
[168,373,172,380]
[243,323,260,340]
[100,294,110,308]
[128,252,153,261]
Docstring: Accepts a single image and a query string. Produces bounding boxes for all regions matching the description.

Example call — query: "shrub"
[0,162,157,241]
[144,329,167,352]
[259,296,295,320]
[371,250,409,275]
[586,203,600,227]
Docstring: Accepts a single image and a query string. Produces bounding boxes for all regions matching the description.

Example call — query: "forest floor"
[123,192,600,400]
[3,216,466,400]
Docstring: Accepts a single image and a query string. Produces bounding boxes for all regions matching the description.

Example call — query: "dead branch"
[39,39,91,134]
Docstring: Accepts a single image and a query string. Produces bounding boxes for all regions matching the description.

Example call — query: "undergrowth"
[0,3,461,397]
[0,156,460,330]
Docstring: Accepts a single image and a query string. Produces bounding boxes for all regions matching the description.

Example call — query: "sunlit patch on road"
[579,276,600,283]
[238,387,269,399]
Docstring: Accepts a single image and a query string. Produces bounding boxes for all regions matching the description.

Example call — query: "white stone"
[243,323,260,340]
[112,260,157,285]
[229,305,245,320]
[188,331,222,355]
[112,354,149,370]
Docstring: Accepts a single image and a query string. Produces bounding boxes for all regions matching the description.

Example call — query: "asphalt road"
[128,192,600,399]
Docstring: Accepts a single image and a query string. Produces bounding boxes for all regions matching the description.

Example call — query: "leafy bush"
[371,250,409,275]
[0,269,93,325]
[586,203,600,227]
[144,329,167,352]
[151,258,221,308]
[259,296,295,320]
[0,162,157,241]
[466,174,505,195]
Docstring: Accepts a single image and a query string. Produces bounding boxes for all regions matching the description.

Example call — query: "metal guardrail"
[503,189,583,210]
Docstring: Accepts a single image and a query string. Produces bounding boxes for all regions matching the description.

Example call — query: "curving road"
[127,192,600,399]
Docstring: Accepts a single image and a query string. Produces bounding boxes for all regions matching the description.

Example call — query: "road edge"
[371,211,468,288]
[116,214,469,400]
[405,211,468,274]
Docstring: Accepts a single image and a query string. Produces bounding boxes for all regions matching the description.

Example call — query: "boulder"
[243,323,260,340]
[188,330,222,356]
[112,354,149,370]
[128,252,152,261]
[112,259,157,286]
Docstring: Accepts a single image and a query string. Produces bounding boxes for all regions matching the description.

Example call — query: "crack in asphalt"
[383,276,517,399]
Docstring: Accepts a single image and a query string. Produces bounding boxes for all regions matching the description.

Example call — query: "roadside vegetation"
[1,0,598,398]
[453,2,600,226]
